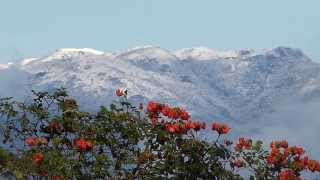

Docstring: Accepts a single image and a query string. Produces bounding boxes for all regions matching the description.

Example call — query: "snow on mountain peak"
[40,48,105,62]
[114,45,156,54]
[114,45,177,62]
[17,46,311,71]
[56,48,104,55]
[21,58,39,66]
[174,47,255,60]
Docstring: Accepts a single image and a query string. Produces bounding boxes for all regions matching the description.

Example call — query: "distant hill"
[1,46,320,156]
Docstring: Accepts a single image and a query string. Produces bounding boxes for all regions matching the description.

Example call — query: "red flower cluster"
[234,137,252,152]
[307,159,320,172]
[146,102,207,135]
[267,147,289,167]
[287,146,304,157]
[165,121,206,134]
[268,141,305,167]
[165,123,177,133]
[270,140,288,149]
[32,152,44,166]
[74,138,93,152]
[147,102,190,121]
[186,121,206,131]
[267,140,320,174]
[211,122,231,134]
[279,170,301,180]
[116,88,126,97]
[147,101,159,114]
[26,137,48,146]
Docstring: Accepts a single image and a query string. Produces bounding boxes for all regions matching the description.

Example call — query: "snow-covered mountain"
[10,46,318,120]
[2,45,320,155]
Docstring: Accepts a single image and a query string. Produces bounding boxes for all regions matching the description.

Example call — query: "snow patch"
[174,47,252,60]
[21,58,38,65]
[41,48,105,62]
[115,46,177,63]
[113,45,156,56]
[56,48,104,55]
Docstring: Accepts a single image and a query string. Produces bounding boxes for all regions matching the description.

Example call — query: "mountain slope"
[2,46,320,156]
[14,46,319,120]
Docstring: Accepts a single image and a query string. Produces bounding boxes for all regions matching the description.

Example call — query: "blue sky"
[0,0,319,63]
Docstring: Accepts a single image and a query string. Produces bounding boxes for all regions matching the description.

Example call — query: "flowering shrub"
[0,88,319,179]
[74,138,94,152]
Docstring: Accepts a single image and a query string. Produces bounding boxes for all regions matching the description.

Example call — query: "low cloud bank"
[0,68,30,99]
[232,100,320,158]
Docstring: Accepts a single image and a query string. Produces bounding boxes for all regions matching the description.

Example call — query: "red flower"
[267,148,286,166]
[235,137,252,152]
[167,108,180,119]
[185,121,194,130]
[280,140,289,149]
[178,123,188,134]
[26,137,38,146]
[165,122,196,134]
[161,105,171,116]
[220,124,231,134]
[212,123,219,131]
[271,140,289,149]
[26,137,48,146]
[289,146,305,156]
[74,138,93,152]
[211,122,231,134]
[116,88,126,97]
[279,170,301,180]
[149,103,192,122]
[32,152,44,166]
[193,121,205,131]
[147,101,160,113]
[179,109,190,121]
[267,140,310,169]
[183,121,206,132]
[308,159,320,172]
[173,124,181,133]
[292,158,307,172]
[165,124,177,133]
[303,156,309,167]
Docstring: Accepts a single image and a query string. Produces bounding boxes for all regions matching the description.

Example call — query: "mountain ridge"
[1,45,320,155]
[12,46,309,66]
[0,46,318,123]
[8,46,317,121]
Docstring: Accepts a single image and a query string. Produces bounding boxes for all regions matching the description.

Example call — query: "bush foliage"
[0,88,319,180]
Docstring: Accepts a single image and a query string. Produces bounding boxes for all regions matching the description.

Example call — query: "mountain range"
[1,46,320,156]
